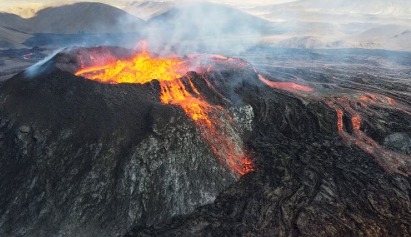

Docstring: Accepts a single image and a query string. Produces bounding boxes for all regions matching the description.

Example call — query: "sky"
[0,0,297,12]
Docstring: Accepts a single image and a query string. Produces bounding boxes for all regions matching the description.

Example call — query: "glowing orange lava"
[359,93,396,106]
[75,41,184,84]
[23,52,33,60]
[258,74,314,92]
[326,98,411,176]
[351,115,362,130]
[75,41,253,175]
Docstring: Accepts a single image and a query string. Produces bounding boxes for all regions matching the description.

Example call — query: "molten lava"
[256,70,411,176]
[23,52,33,60]
[75,41,252,175]
[75,41,184,84]
[326,97,411,176]
[257,74,314,92]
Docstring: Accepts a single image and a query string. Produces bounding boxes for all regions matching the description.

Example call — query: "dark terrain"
[0,46,411,237]
[23,33,144,48]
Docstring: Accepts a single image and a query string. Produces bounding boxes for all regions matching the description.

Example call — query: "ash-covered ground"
[0,46,411,237]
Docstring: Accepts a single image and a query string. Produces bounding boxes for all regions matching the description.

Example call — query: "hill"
[28,2,147,34]
[295,0,411,15]
[0,2,147,49]
[145,2,271,54]
[251,0,411,15]
[123,1,174,20]
[149,2,269,34]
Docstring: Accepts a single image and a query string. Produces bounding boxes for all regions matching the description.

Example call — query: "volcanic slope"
[1,45,411,236]
[0,46,255,237]
[125,47,411,236]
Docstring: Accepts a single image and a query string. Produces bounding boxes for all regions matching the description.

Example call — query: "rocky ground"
[0,47,411,236]
[0,47,49,81]
[126,47,411,236]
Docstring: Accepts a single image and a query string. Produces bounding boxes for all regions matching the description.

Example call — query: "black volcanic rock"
[127,92,411,236]
[0,49,256,236]
[125,48,411,236]
[1,46,411,237]
[384,133,411,155]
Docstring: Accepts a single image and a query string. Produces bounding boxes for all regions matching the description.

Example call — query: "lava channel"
[326,97,411,176]
[257,73,411,176]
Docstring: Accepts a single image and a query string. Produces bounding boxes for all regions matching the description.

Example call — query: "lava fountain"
[75,41,253,175]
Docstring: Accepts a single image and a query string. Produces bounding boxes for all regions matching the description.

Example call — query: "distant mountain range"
[147,2,269,40]
[251,0,411,15]
[123,1,174,20]
[0,2,146,48]
[300,0,411,15]
[0,1,410,52]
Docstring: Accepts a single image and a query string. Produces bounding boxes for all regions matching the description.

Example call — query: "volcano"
[1,45,411,237]
[0,44,255,236]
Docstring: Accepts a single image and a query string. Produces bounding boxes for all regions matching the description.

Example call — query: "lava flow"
[257,72,314,92]
[75,41,253,175]
[325,97,411,176]
[257,73,411,176]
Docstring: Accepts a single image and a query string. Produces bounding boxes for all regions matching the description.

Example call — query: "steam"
[139,2,265,56]
[19,0,411,79]
[3,0,411,55]
[24,48,64,77]
[25,1,267,56]
[59,1,265,57]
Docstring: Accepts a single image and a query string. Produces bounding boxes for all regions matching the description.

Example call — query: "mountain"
[28,2,147,34]
[340,25,411,51]
[0,25,31,48]
[252,0,411,16]
[145,2,271,54]
[149,2,269,33]
[5,3,53,19]
[0,46,252,236]
[295,0,411,15]
[0,2,148,49]
[0,13,32,48]
[123,1,174,20]
[238,0,411,51]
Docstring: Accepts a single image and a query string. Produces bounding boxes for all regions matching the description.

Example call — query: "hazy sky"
[0,0,297,12]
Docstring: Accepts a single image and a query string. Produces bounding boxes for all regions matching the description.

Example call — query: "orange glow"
[351,115,361,130]
[23,52,33,60]
[210,54,228,60]
[336,109,344,131]
[258,74,314,92]
[326,97,411,176]
[75,41,252,175]
[359,93,396,106]
[76,42,184,84]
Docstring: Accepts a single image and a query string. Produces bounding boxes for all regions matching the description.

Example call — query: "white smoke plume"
[24,48,64,77]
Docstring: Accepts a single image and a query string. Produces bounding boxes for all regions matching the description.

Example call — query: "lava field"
[0,46,411,237]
